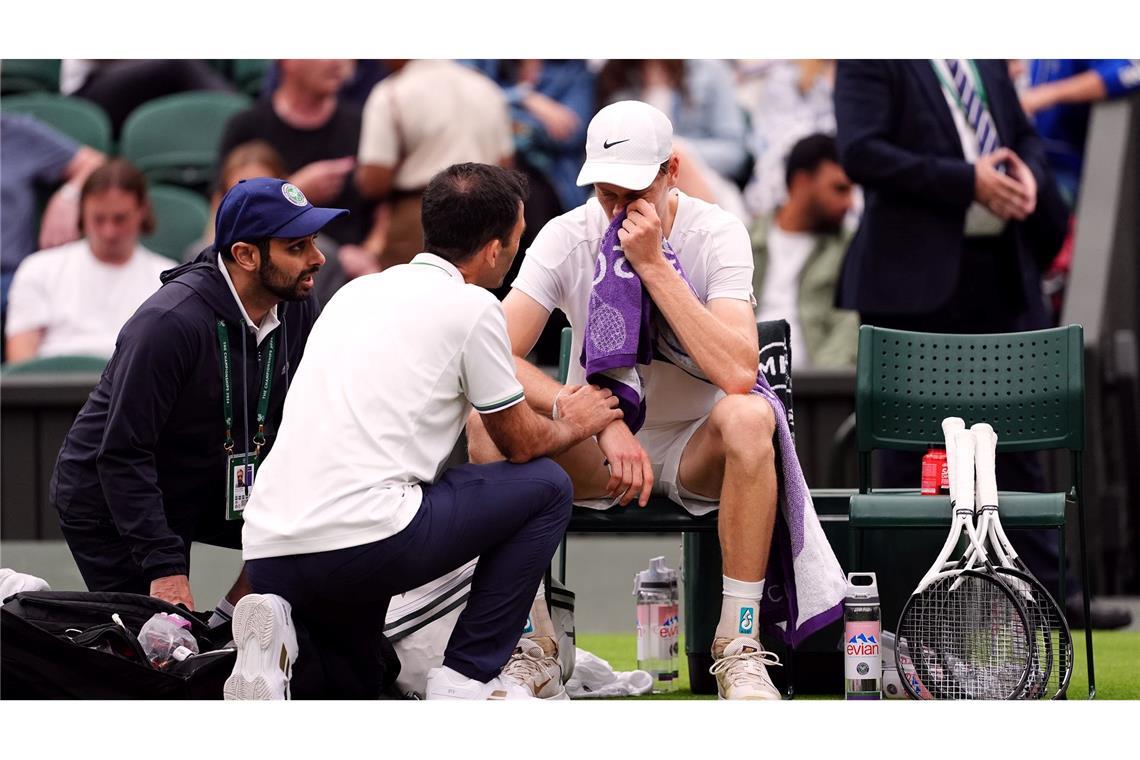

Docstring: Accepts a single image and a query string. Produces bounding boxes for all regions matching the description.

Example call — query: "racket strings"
[898,573,1032,699]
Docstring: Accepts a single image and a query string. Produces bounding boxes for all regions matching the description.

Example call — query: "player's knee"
[712,395,776,460]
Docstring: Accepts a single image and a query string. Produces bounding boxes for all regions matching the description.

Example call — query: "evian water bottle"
[844,572,882,700]
[634,556,679,693]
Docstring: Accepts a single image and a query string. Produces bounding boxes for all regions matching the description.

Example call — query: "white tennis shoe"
[710,636,782,700]
[500,636,568,700]
[223,593,298,700]
[425,665,536,700]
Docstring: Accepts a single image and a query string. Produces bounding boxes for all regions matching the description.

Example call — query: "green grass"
[577,630,1140,700]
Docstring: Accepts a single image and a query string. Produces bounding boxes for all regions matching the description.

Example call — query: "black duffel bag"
[1,591,236,699]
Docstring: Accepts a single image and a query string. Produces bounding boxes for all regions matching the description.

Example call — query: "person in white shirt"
[5,159,171,363]
[227,163,621,701]
[468,101,785,700]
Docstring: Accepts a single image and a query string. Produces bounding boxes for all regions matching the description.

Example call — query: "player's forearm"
[638,261,758,394]
[513,354,565,416]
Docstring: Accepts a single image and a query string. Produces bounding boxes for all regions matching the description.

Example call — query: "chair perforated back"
[2,93,112,153]
[1,59,60,95]
[855,324,1084,454]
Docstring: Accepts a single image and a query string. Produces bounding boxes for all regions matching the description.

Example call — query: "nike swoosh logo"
[603,139,630,149]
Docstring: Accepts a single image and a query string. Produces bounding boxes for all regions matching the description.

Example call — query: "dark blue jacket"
[834,60,1067,317]
[50,248,320,581]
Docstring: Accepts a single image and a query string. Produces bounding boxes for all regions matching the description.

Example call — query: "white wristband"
[552,387,568,420]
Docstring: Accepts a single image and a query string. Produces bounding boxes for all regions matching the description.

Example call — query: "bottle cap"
[845,572,880,605]
[633,556,678,595]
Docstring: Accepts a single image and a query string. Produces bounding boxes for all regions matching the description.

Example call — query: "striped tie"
[945,59,1001,156]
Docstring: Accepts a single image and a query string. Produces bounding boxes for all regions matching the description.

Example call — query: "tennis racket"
[971,422,1073,699]
[896,427,1035,699]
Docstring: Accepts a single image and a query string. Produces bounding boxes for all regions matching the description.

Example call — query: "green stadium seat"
[142,184,211,262]
[1,354,107,376]
[1,93,112,153]
[848,324,1096,698]
[119,91,251,191]
[1,59,61,95]
[230,59,270,97]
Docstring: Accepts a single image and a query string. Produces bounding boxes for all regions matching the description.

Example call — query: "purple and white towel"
[582,211,846,647]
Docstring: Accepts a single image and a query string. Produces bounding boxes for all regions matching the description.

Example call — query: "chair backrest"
[230,59,270,97]
[1,354,107,376]
[119,92,251,188]
[557,319,795,435]
[141,184,211,261]
[854,324,1085,455]
[2,93,112,153]
[1,59,60,95]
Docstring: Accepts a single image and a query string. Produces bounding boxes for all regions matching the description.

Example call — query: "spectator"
[5,159,170,363]
[227,164,619,700]
[1019,59,1140,206]
[356,59,514,270]
[259,60,391,108]
[750,134,858,369]
[738,60,838,219]
[835,60,1131,629]
[596,59,750,219]
[1,114,105,321]
[218,60,383,287]
[184,140,288,260]
[61,59,237,138]
[50,178,339,620]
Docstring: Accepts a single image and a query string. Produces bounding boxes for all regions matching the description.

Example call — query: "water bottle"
[844,572,882,700]
[634,556,679,693]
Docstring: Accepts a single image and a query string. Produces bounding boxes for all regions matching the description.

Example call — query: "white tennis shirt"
[512,190,754,428]
[242,253,525,559]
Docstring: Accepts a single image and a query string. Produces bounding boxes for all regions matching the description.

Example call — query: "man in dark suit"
[834,59,1129,628]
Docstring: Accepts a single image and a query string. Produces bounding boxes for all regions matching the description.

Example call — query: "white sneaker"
[425,665,536,700]
[223,593,298,700]
[500,636,568,700]
[709,637,782,700]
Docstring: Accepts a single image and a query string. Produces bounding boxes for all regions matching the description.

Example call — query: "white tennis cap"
[576,100,673,191]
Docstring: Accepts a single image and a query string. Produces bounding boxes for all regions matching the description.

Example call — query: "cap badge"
[281,183,308,207]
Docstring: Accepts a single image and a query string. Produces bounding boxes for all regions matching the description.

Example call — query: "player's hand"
[617,198,666,272]
[289,157,356,205]
[598,421,654,507]
[974,148,1032,221]
[557,384,622,440]
[150,575,195,610]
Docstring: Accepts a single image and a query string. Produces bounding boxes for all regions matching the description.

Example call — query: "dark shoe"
[1066,594,1133,630]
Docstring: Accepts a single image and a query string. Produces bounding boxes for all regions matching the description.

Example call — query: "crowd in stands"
[2,58,1137,369]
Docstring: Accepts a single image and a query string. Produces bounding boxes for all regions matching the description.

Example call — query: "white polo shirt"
[241,253,525,559]
[512,190,754,428]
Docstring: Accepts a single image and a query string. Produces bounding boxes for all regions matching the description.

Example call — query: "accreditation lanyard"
[216,319,277,460]
[930,59,990,115]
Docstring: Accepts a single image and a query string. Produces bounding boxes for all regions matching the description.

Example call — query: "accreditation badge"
[225,452,257,521]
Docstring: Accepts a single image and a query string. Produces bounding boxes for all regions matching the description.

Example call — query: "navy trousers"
[246,458,573,699]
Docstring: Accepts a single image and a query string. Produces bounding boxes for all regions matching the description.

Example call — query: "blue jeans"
[246,458,573,698]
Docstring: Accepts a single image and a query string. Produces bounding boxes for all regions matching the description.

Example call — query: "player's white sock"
[522,580,557,639]
[715,576,764,641]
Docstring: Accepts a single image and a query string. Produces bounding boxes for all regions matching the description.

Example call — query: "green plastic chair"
[1,354,107,376]
[142,184,210,262]
[1,93,112,153]
[119,91,251,190]
[848,324,1095,698]
[230,59,270,97]
[0,59,60,95]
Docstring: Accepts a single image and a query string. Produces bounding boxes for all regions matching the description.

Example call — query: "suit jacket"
[834,60,1067,316]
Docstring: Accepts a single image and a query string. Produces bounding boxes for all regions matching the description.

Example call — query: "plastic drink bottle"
[844,572,882,699]
[634,556,679,693]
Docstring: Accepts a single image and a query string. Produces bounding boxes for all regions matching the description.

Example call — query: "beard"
[258,251,320,302]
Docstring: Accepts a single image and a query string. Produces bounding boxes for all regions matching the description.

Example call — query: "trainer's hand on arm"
[552,384,623,440]
[597,421,654,507]
[974,148,1033,221]
[481,386,622,464]
[150,575,195,610]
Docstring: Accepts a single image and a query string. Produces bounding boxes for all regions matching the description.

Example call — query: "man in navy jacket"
[51,178,344,617]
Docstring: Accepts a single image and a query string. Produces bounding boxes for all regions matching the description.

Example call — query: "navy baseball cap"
[214,178,349,255]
